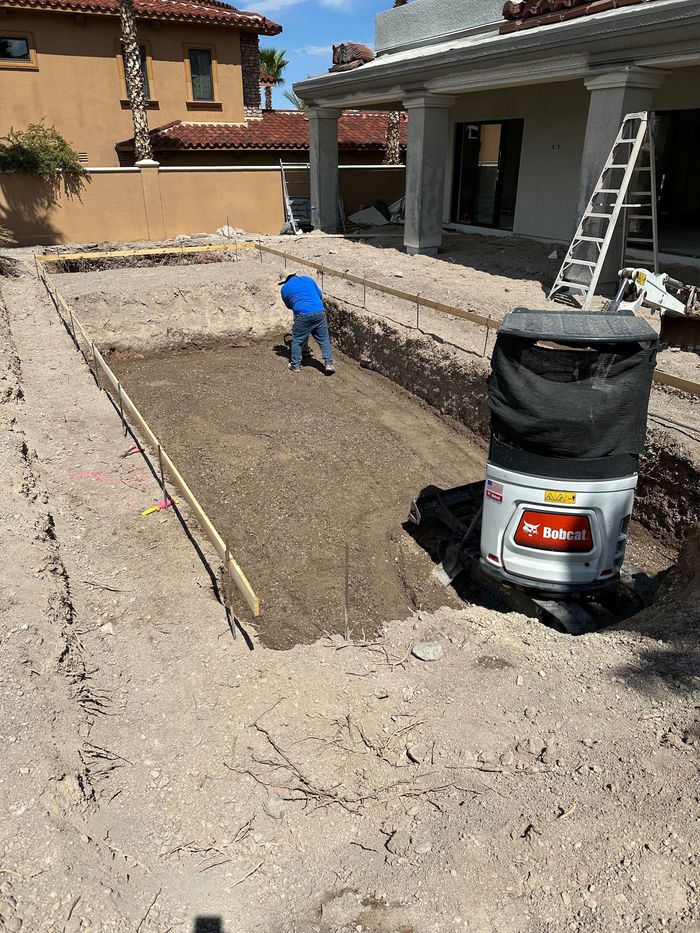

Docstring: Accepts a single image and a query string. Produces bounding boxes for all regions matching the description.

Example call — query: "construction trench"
[2,236,700,932]
[45,246,698,642]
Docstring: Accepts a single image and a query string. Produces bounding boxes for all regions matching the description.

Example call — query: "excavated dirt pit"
[54,255,687,648]
[111,341,482,649]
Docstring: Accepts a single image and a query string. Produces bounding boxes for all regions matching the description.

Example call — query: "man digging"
[279,269,335,375]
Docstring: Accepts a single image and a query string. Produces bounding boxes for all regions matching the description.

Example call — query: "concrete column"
[307,108,342,233]
[136,159,166,241]
[575,67,667,290]
[577,67,667,218]
[402,93,455,256]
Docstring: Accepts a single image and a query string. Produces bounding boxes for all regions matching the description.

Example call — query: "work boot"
[289,363,301,373]
[324,363,335,376]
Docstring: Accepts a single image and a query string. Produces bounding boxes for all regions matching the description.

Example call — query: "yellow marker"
[141,498,179,516]
[544,490,577,505]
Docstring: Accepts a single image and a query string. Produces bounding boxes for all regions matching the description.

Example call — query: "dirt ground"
[110,341,478,648]
[1,236,700,933]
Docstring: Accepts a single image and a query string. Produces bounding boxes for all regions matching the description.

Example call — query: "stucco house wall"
[0,9,247,165]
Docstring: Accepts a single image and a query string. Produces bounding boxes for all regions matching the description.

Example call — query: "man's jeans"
[291,311,333,368]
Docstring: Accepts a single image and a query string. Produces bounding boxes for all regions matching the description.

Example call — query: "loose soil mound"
[111,341,485,648]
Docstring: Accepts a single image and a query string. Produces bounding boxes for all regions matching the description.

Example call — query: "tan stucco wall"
[0,166,406,244]
[158,169,284,237]
[0,171,150,243]
[0,9,245,166]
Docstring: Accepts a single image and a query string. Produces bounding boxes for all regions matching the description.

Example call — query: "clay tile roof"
[0,0,282,33]
[116,110,408,152]
[502,0,652,31]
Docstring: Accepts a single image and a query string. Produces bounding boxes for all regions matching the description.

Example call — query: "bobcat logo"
[523,521,540,536]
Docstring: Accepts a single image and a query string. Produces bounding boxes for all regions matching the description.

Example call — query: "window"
[0,32,37,69]
[187,46,215,101]
[116,40,155,104]
[0,37,29,60]
[451,120,524,230]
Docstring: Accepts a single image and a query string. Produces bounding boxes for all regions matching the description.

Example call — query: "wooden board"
[40,270,261,618]
[258,243,502,332]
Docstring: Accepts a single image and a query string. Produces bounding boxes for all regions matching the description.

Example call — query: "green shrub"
[0,122,86,177]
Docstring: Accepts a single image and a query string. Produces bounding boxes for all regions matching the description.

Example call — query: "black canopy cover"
[488,309,659,479]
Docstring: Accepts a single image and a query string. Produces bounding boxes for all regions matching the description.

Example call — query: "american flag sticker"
[486,479,504,504]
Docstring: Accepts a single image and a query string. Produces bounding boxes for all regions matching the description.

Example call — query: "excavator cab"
[480,308,658,597]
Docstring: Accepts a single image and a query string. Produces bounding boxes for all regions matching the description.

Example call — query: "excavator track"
[408,484,656,636]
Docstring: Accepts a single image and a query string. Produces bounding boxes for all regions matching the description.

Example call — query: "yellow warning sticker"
[545,490,577,505]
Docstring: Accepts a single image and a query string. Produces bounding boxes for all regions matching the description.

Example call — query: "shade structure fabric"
[488,311,658,476]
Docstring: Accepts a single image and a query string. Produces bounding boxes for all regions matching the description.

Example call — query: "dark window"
[451,119,524,230]
[189,48,214,101]
[122,44,150,99]
[0,37,30,61]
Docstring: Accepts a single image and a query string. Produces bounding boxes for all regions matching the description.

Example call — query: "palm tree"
[384,110,403,165]
[283,89,306,111]
[259,47,289,111]
[117,0,153,162]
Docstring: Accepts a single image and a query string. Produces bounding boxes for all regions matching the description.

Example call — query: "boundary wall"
[0,164,406,247]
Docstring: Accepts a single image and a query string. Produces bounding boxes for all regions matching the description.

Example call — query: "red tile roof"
[116,110,408,152]
[502,0,650,29]
[0,0,281,33]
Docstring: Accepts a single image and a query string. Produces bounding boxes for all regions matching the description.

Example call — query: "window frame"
[116,39,157,106]
[0,31,38,70]
[184,43,220,108]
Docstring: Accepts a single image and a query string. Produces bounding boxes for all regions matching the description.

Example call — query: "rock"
[517,737,546,756]
[406,744,424,765]
[524,707,538,720]
[414,840,432,855]
[99,621,115,636]
[386,829,411,857]
[548,250,559,260]
[263,796,286,820]
[401,685,415,702]
[375,688,389,700]
[411,642,444,662]
[216,225,242,238]
[516,675,524,686]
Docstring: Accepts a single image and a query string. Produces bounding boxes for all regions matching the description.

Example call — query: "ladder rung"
[627,237,655,244]
[577,236,605,243]
[597,189,621,194]
[563,260,597,267]
[556,281,589,291]
[626,214,654,220]
[586,212,613,219]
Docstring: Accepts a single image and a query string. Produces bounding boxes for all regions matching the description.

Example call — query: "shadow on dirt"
[194,919,222,933]
[608,524,700,695]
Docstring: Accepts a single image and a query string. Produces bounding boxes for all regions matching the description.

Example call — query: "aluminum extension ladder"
[280,160,300,234]
[549,111,659,309]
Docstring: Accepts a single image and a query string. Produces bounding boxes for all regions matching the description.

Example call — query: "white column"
[307,108,342,233]
[402,93,455,256]
[576,68,667,289]
[578,67,667,218]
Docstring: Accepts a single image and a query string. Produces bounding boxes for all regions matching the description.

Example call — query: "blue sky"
[249,0,388,108]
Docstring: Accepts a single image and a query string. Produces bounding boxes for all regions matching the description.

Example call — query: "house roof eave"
[294,0,700,106]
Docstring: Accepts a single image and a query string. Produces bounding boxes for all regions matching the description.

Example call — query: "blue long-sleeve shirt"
[280,274,325,315]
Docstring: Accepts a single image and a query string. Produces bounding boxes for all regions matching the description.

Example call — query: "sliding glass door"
[451,120,524,230]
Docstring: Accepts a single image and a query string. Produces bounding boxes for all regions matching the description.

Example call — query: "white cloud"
[252,0,305,12]
[295,44,332,56]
